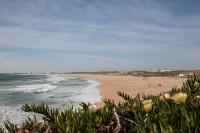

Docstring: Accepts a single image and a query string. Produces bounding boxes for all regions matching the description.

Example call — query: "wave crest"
[8,84,56,93]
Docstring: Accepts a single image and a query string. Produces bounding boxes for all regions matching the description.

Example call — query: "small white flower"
[195,96,200,99]
[164,93,171,99]
[89,104,97,111]
[160,93,171,100]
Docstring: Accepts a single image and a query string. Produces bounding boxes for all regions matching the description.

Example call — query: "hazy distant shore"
[72,73,187,107]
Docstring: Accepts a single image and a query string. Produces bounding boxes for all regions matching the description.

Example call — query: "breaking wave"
[7,84,56,93]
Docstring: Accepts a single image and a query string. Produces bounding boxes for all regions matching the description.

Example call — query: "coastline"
[71,74,187,107]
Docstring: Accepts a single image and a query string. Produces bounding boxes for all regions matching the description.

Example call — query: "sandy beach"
[73,74,187,107]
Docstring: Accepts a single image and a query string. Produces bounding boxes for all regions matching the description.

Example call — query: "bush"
[0,75,200,133]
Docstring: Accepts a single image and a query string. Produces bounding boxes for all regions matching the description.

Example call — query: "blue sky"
[0,0,200,72]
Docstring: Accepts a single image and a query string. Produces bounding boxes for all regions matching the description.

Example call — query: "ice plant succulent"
[172,92,188,104]
[142,100,153,113]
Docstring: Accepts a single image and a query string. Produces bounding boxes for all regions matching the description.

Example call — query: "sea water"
[0,73,101,126]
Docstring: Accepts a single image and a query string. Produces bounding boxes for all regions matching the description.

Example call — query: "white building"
[179,73,193,78]
[160,69,172,72]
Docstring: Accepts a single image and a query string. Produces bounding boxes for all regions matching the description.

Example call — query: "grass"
[0,75,200,133]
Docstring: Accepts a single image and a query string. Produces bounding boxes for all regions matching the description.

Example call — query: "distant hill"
[69,70,200,77]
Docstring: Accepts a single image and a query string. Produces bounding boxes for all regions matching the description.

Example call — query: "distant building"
[152,69,161,72]
[152,69,172,72]
[179,74,185,77]
[160,70,172,72]
[179,73,193,78]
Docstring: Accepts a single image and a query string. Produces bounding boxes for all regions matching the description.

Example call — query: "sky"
[0,0,200,73]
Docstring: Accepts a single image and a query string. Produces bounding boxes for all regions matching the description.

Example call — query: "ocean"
[0,73,101,126]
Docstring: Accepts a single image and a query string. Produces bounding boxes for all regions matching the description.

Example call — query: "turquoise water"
[0,74,101,126]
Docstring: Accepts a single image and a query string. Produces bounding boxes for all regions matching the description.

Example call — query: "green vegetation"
[0,75,200,133]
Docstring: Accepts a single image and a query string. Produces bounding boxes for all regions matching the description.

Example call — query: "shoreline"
[72,74,187,107]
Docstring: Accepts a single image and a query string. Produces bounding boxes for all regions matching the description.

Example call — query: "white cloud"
[0,0,200,72]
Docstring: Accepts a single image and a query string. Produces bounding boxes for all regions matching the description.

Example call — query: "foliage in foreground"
[0,75,200,133]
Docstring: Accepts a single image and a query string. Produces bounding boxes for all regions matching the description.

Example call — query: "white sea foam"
[0,75,102,127]
[81,80,101,104]
[0,105,45,127]
[0,105,33,127]
[46,74,74,83]
[67,79,101,105]
[7,84,56,93]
